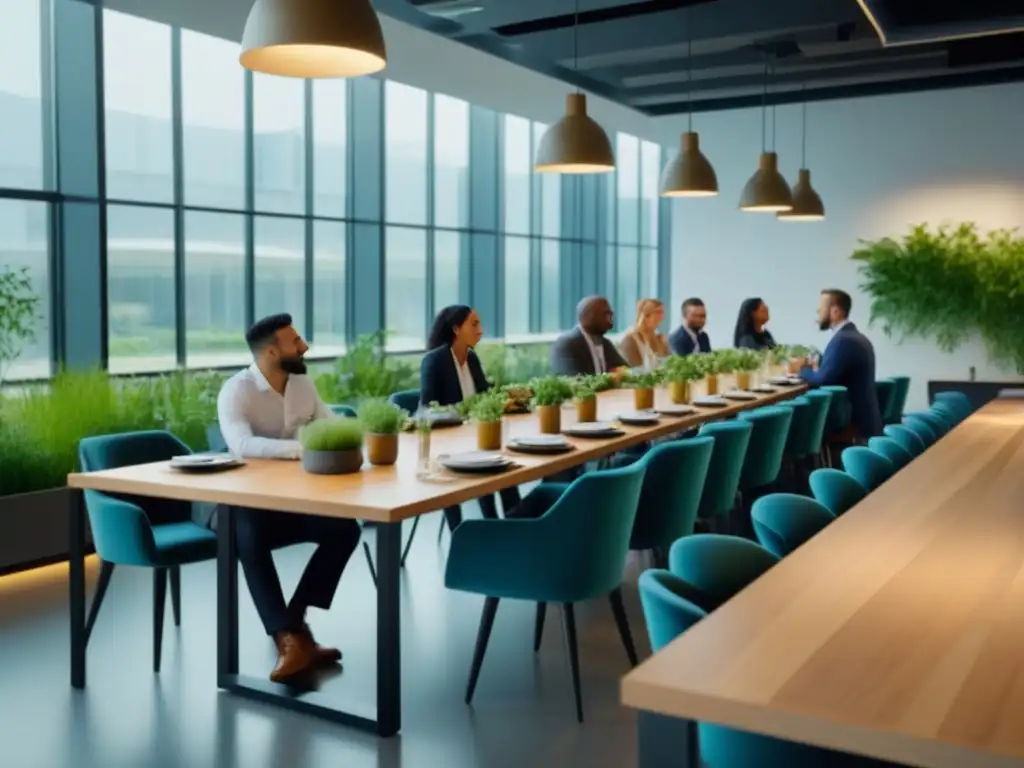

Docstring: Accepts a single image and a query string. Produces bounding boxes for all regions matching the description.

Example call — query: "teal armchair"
[445,461,647,722]
[868,436,913,471]
[875,380,896,429]
[77,431,218,673]
[695,420,752,534]
[668,534,779,611]
[883,424,926,457]
[931,401,960,429]
[906,409,950,438]
[737,406,794,493]
[389,389,420,414]
[842,446,894,491]
[902,414,938,446]
[809,468,866,516]
[886,376,911,424]
[933,390,971,421]
[751,494,835,558]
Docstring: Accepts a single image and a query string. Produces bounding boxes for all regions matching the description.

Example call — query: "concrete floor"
[0,510,652,768]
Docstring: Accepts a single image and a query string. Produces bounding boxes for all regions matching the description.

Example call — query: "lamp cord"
[760,56,768,152]
[573,0,579,90]
[800,85,808,168]
[686,9,693,132]
[769,61,776,151]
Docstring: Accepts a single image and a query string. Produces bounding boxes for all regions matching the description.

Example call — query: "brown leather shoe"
[270,631,316,683]
[300,623,342,665]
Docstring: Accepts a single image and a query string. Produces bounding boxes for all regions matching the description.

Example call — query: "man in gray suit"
[551,296,630,378]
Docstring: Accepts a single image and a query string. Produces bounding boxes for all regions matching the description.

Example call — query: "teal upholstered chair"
[931,401,960,429]
[842,447,894,491]
[751,494,835,558]
[389,389,420,414]
[884,424,926,457]
[809,469,866,516]
[902,414,938,446]
[668,534,778,611]
[206,423,227,452]
[886,376,911,424]
[868,436,913,471]
[639,562,889,767]
[875,380,896,430]
[329,403,357,418]
[695,420,753,533]
[906,409,950,438]
[737,406,794,507]
[777,397,812,459]
[933,390,972,421]
[445,461,647,722]
[77,431,218,673]
[628,437,714,564]
[802,389,833,462]
[821,385,852,466]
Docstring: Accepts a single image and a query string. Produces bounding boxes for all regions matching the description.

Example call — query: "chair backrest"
[751,494,835,558]
[638,570,708,652]
[875,380,896,428]
[206,422,227,452]
[329,403,357,418]
[931,401,959,428]
[868,436,913,471]
[883,424,926,457]
[841,446,894,491]
[822,385,851,434]
[887,376,911,424]
[541,461,647,602]
[737,406,794,490]
[79,429,192,473]
[696,420,753,520]
[668,534,779,611]
[906,409,949,437]
[801,389,833,455]
[389,389,421,414]
[631,436,714,551]
[933,390,971,420]
[809,468,866,516]
[902,414,938,445]
[777,397,813,458]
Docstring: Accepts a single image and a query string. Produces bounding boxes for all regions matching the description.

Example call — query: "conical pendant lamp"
[660,17,717,196]
[534,0,614,174]
[240,0,387,79]
[739,58,792,212]
[778,100,825,221]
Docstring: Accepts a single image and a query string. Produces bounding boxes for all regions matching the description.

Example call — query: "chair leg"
[561,603,584,723]
[609,587,639,667]
[533,602,546,652]
[465,596,500,705]
[153,568,168,673]
[169,566,181,627]
[400,515,421,568]
[362,541,378,587]
[84,560,116,644]
[437,514,446,543]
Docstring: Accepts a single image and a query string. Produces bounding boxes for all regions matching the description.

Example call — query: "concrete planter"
[0,487,90,572]
[302,448,364,475]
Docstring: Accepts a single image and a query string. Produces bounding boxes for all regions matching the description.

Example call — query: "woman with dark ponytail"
[419,304,520,526]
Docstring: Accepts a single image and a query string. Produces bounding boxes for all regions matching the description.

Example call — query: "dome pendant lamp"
[534,0,614,174]
[240,0,387,79]
[739,58,792,212]
[660,12,718,197]
[778,99,825,221]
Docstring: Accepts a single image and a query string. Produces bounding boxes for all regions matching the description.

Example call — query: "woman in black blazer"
[733,297,777,351]
[420,305,521,530]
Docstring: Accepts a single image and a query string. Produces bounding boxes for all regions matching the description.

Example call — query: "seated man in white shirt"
[216,313,361,683]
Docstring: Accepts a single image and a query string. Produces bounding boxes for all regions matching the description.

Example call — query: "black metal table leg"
[637,712,699,768]
[69,489,87,689]
[375,521,402,737]
[217,505,239,684]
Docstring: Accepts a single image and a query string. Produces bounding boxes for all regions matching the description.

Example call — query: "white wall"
[660,82,1024,409]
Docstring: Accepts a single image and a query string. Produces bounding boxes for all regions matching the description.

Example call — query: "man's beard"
[280,356,307,375]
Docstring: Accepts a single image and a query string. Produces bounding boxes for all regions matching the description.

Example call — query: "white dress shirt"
[217,364,332,459]
[579,326,607,373]
[452,348,477,400]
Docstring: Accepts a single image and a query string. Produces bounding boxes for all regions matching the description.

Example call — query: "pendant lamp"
[778,100,825,221]
[240,0,387,79]
[660,12,718,196]
[739,59,792,212]
[534,0,614,174]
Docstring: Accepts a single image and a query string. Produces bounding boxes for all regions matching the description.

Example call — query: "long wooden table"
[66,383,804,737]
[622,397,1024,768]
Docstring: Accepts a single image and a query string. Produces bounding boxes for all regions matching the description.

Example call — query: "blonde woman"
[619,298,671,369]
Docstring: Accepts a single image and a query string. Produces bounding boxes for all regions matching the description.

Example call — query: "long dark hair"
[733,297,764,347]
[428,304,473,350]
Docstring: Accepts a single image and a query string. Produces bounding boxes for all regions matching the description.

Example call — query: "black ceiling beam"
[493,0,715,38]
[642,64,1024,114]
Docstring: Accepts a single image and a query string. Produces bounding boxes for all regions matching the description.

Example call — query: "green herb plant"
[662,355,703,382]
[357,398,407,435]
[530,375,574,407]
[468,389,507,423]
[299,418,364,452]
[624,369,663,389]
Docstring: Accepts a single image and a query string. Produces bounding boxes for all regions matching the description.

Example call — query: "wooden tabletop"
[67,383,804,523]
[622,398,1024,768]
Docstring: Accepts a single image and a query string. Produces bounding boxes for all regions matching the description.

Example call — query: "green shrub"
[316,331,418,404]
[357,398,406,435]
[467,389,506,423]
[531,375,573,407]
[0,266,41,383]
[663,355,703,382]
[299,417,364,452]
[624,369,663,389]
[734,349,762,372]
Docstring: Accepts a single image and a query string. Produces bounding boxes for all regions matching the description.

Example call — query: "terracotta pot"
[365,433,399,466]
[302,448,363,475]
[633,388,655,411]
[477,420,502,451]
[669,380,691,404]
[787,358,802,375]
[736,371,752,391]
[537,404,562,434]
[705,374,719,396]
[575,396,597,423]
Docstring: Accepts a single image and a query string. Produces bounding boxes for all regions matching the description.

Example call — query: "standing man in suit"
[798,289,883,439]
[668,298,712,356]
[550,296,630,377]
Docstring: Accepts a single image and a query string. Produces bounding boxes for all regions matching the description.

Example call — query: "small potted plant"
[663,355,701,404]
[357,398,407,466]
[469,390,507,450]
[734,349,762,391]
[787,344,810,374]
[626,369,662,411]
[299,417,365,475]
[572,376,599,423]
[531,376,573,434]
[692,352,719,395]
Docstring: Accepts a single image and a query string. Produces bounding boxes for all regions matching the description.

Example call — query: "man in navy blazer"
[668,297,712,356]
[799,289,883,439]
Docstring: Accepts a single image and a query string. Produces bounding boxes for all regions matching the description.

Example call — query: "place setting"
[506,434,577,455]
[767,375,804,386]
[561,421,626,439]
[437,451,521,475]
[722,390,759,401]
[691,394,728,408]
[169,453,246,473]
[615,410,661,426]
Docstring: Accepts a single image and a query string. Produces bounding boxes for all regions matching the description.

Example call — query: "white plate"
[768,376,803,385]
[617,411,660,425]
[171,454,226,466]
[513,435,570,448]
[564,421,619,434]
[656,404,697,416]
[723,391,759,401]
[693,396,727,406]
[441,451,508,467]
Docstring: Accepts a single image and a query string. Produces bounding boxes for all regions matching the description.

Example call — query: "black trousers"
[231,506,362,636]
[442,487,522,531]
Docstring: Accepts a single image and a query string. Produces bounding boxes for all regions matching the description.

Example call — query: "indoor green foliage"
[0,266,41,382]
[476,342,552,387]
[734,349,762,372]
[467,389,506,423]
[571,375,599,400]
[299,417,364,452]
[316,331,419,404]
[530,375,574,407]
[357,397,407,435]
[662,355,703,382]
[624,369,663,389]
[853,223,1024,371]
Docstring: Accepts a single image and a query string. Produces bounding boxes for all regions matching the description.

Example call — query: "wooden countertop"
[67,383,804,523]
[621,398,1024,768]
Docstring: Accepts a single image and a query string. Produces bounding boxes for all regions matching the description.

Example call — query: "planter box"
[0,487,93,573]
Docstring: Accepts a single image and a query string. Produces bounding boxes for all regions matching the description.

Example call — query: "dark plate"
[170,457,245,473]
[562,428,626,439]
[427,413,464,428]
[507,441,576,455]
[439,460,517,475]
